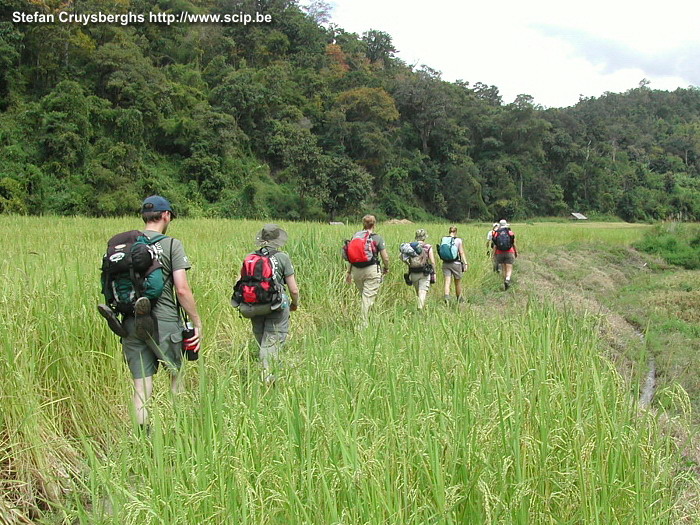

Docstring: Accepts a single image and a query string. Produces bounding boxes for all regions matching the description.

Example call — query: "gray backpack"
[401,242,429,271]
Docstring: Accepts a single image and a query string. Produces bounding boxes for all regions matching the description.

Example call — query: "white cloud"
[301,0,700,108]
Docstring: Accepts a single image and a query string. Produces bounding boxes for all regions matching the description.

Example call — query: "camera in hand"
[182,322,198,361]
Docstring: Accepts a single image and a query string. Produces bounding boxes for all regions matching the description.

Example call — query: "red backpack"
[343,231,378,267]
[232,248,281,305]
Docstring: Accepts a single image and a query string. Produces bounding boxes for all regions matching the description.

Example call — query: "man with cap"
[491,219,518,290]
[233,224,299,384]
[118,196,202,430]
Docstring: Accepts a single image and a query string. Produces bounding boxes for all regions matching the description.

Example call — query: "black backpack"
[493,228,513,251]
[100,230,166,315]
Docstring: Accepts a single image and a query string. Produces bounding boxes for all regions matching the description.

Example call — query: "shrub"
[634,222,700,269]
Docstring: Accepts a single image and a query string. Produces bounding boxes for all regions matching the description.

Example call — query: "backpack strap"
[367,231,380,269]
[147,233,167,244]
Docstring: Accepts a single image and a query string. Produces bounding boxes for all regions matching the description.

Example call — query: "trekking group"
[98,198,517,430]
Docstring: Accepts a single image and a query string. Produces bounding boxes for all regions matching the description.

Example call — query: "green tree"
[392,66,449,155]
[361,29,396,68]
[324,156,373,219]
[441,161,487,220]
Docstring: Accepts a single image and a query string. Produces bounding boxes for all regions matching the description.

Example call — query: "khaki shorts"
[122,317,183,379]
[409,271,430,292]
[442,260,463,280]
[495,253,516,265]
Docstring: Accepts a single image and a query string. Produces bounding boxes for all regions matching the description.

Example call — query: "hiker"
[437,226,467,302]
[400,228,436,309]
[344,214,390,325]
[486,222,500,272]
[491,219,518,290]
[98,196,202,431]
[231,224,299,384]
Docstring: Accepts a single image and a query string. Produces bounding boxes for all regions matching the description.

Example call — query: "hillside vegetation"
[2,0,700,221]
[1,217,698,523]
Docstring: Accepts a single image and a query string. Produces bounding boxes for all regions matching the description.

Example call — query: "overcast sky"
[300,0,700,108]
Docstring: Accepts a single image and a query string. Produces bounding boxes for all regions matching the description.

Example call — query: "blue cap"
[141,195,176,218]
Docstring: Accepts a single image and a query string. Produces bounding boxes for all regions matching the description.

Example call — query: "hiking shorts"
[495,252,516,265]
[122,317,183,379]
[442,260,463,280]
[409,271,430,292]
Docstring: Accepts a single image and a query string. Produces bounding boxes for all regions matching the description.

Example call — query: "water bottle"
[182,322,198,361]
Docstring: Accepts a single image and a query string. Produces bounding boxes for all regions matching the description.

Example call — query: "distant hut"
[570,212,588,220]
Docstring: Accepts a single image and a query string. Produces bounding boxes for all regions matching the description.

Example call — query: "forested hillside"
[2,0,700,221]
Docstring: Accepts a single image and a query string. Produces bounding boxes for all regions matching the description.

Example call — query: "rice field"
[1,216,696,524]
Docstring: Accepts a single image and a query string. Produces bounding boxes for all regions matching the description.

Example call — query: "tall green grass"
[0,217,692,523]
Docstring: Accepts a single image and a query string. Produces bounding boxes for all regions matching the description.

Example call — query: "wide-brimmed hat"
[255,224,288,248]
[499,219,510,228]
[415,228,428,241]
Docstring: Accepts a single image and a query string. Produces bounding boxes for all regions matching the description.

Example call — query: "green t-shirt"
[369,232,386,252]
[271,251,295,284]
[145,230,191,322]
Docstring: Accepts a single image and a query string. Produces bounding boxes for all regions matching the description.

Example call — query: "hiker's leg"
[133,375,153,425]
[170,372,183,394]
[361,270,381,319]
[411,273,429,309]
[504,263,513,281]
[454,277,463,298]
[418,290,428,309]
[353,266,380,322]
[251,316,265,346]
[259,309,290,371]
[351,267,367,322]
[416,273,430,310]
[122,317,159,424]
[443,274,452,296]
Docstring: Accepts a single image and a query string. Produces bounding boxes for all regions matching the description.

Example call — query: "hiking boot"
[444,294,451,303]
[98,304,128,338]
[457,295,466,304]
[134,297,155,341]
[504,279,511,291]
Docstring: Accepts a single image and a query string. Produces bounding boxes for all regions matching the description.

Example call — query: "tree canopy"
[2,0,700,222]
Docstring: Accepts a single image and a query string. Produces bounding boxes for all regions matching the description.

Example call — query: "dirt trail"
[486,246,653,385]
